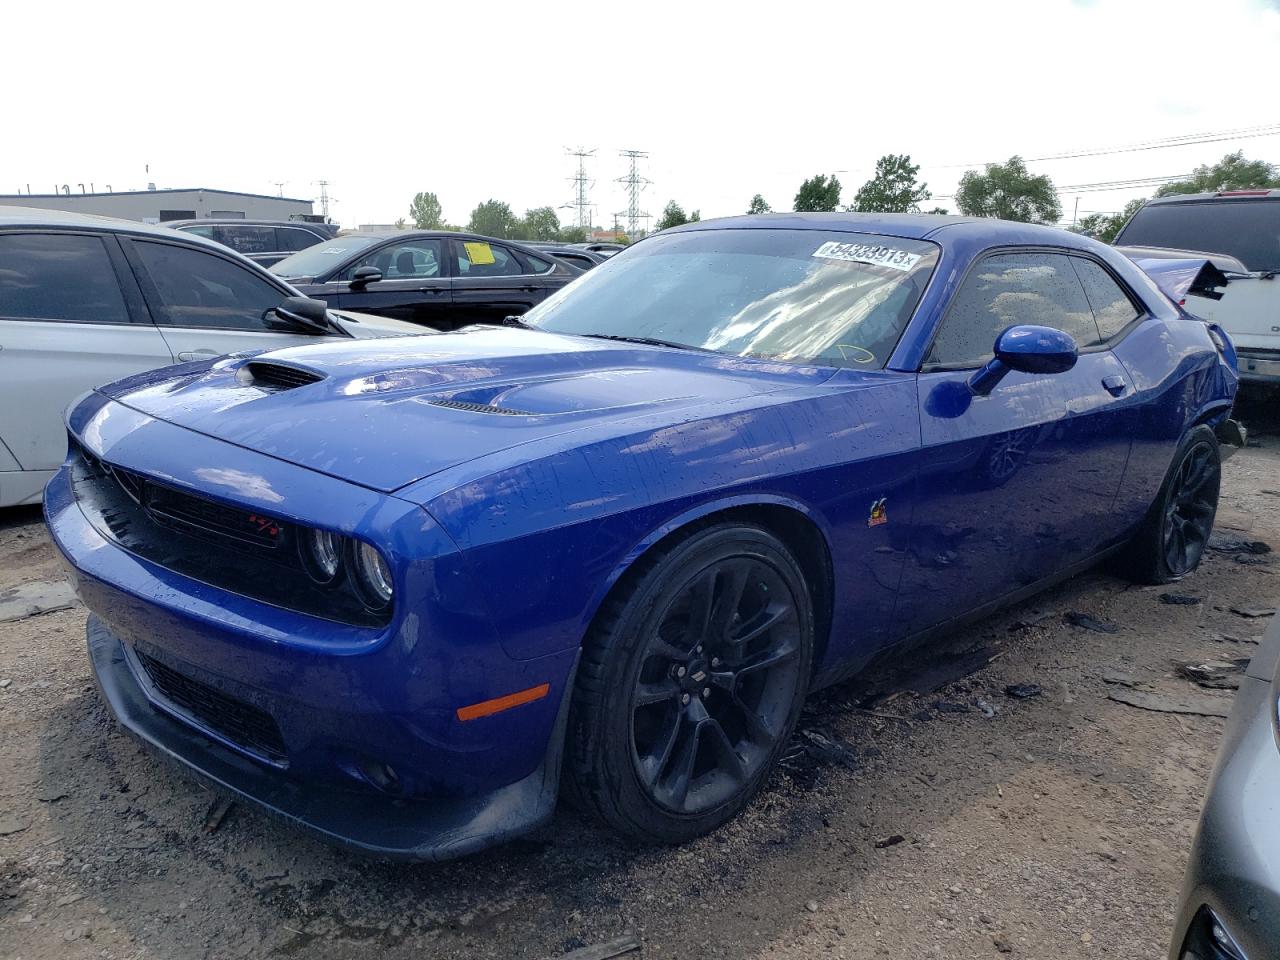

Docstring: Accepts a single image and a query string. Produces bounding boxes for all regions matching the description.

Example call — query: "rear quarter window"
[0,233,130,324]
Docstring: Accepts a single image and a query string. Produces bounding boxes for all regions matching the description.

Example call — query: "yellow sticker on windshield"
[464,241,496,265]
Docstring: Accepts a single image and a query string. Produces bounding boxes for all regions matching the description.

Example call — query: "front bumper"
[44,397,580,861]
[1168,620,1280,958]
[87,615,571,860]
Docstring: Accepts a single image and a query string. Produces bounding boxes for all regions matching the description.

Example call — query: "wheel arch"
[581,496,836,676]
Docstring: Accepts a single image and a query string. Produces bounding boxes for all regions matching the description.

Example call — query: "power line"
[924,121,1280,171]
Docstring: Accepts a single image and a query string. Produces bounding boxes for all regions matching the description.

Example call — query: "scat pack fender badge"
[867,497,888,528]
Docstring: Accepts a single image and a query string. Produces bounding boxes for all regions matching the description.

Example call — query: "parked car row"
[0,207,424,507]
[270,230,578,328]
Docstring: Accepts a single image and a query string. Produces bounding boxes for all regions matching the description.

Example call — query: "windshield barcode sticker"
[813,241,921,272]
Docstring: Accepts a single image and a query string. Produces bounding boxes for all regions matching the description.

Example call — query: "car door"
[120,238,338,362]
[324,237,452,327]
[0,230,173,480]
[897,250,1135,636]
[449,239,546,326]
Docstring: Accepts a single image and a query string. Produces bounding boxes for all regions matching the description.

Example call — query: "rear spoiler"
[1129,256,1230,302]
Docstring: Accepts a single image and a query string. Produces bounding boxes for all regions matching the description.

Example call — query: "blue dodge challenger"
[46,214,1242,859]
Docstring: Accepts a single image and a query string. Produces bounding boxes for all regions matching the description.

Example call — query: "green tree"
[747,193,772,215]
[467,200,519,238]
[520,206,561,241]
[656,201,700,230]
[558,224,588,243]
[925,207,950,216]
[408,191,444,230]
[793,174,842,212]
[1074,197,1147,244]
[851,154,931,213]
[394,217,407,229]
[1155,151,1280,197]
[955,156,1061,223]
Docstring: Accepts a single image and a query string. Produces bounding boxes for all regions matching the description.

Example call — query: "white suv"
[0,207,425,508]
[1114,190,1279,389]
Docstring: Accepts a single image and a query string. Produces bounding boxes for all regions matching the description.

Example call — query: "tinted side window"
[456,240,522,277]
[133,241,284,330]
[277,228,322,253]
[927,252,1100,367]
[524,253,553,272]
[0,233,129,324]
[344,239,444,280]
[212,225,276,256]
[1116,200,1280,271]
[1071,258,1142,340]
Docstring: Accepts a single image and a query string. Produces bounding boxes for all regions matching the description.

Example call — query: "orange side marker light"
[456,683,551,722]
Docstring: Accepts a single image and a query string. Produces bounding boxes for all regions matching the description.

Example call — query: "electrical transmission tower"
[565,148,596,230]
[615,149,651,236]
[315,180,334,221]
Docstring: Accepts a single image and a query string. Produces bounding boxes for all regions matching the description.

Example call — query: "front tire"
[1117,425,1221,584]
[565,524,813,844]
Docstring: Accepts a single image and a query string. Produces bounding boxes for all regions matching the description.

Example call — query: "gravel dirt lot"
[2,396,1277,960]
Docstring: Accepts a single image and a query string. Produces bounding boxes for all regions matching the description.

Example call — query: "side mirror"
[273,296,332,334]
[349,265,382,288]
[968,325,1078,396]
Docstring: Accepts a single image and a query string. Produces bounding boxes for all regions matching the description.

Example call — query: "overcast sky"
[4,0,1278,230]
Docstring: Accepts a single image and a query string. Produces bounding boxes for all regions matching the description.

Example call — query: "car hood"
[328,309,427,339]
[99,327,830,493]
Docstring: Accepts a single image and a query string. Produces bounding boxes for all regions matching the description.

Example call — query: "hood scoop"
[243,361,326,391]
[426,398,536,417]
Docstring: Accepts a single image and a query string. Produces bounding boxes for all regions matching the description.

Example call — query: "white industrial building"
[0,187,316,223]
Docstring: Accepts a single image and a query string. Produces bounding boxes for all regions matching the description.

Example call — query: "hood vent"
[245,361,325,390]
[428,398,535,417]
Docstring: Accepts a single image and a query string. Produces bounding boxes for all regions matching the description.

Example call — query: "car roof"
[0,205,312,279]
[1140,189,1280,205]
[0,204,264,250]
[662,211,1112,249]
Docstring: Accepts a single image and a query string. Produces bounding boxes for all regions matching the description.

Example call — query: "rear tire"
[565,523,813,844]
[1116,426,1221,585]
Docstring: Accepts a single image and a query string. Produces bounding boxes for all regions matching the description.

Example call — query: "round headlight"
[301,529,342,584]
[353,541,394,609]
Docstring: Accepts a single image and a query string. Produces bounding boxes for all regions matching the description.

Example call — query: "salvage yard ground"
[2,395,1278,960]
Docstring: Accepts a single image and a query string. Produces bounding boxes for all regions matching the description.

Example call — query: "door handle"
[178,350,218,362]
[417,288,446,294]
[1101,374,1128,397]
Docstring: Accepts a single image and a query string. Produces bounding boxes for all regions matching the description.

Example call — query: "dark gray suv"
[166,219,339,268]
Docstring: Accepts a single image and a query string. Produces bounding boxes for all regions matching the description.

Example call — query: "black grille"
[136,650,288,765]
[428,398,535,416]
[245,361,324,390]
[69,445,389,628]
[144,483,284,550]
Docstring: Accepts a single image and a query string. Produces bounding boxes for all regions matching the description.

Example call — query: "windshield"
[523,229,939,368]
[269,234,383,279]
[1116,200,1280,272]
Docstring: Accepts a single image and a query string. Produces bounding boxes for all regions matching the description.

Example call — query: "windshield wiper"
[581,333,712,353]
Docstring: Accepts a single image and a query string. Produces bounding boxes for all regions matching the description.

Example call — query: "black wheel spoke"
[640,710,683,788]
[731,600,793,646]
[736,643,799,678]
[682,571,716,647]
[727,692,776,746]
[705,718,748,783]
[635,679,680,708]
[709,562,751,640]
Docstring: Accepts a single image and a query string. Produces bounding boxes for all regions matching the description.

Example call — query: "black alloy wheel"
[1161,440,1219,577]
[630,556,803,815]
[565,524,814,844]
